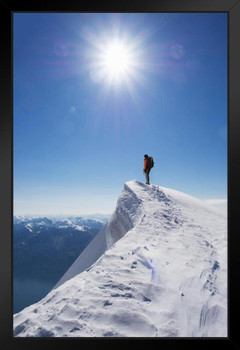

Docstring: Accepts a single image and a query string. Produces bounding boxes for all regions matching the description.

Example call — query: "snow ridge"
[53,181,145,290]
[105,181,144,247]
[13,180,227,337]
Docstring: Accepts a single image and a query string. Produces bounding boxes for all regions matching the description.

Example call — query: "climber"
[143,154,154,185]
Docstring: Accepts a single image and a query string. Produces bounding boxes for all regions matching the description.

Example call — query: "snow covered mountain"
[13,180,227,337]
[14,216,106,233]
[13,216,105,282]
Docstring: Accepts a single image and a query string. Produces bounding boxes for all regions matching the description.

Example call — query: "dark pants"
[144,169,151,185]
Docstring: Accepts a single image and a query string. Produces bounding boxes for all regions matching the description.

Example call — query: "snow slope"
[54,179,144,290]
[13,180,227,337]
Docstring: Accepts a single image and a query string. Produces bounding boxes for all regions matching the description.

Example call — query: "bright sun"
[85,33,146,88]
[97,40,135,84]
[103,43,130,77]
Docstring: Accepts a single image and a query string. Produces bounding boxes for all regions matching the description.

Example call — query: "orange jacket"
[143,158,148,171]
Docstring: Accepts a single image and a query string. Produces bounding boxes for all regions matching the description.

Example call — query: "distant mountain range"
[13,216,108,313]
[14,216,108,279]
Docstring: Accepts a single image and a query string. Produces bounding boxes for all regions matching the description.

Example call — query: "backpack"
[147,156,154,169]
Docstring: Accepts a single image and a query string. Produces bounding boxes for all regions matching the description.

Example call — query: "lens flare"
[170,44,184,60]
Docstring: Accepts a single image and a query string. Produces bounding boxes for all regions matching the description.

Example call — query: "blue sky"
[13,12,227,216]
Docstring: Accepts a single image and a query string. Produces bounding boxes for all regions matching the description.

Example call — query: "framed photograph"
[0,0,239,348]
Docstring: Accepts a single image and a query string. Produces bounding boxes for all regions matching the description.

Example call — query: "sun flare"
[95,39,137,84]
[103,43,131,77]
[85,30,148,90]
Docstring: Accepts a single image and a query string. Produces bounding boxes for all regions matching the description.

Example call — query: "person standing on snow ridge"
[143,154,154,185]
